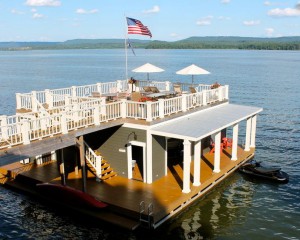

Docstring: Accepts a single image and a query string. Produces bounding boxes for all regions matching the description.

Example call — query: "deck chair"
[131,92,142,101]
[173,84,182,95]
[150,86,160,93]
[189,87,197,94]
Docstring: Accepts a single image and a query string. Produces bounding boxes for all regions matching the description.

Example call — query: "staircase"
[84,141,117,181]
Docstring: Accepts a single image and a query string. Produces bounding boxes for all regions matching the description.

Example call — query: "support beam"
[60,149,66,186]
[77,136,87,192]
[245,117,251,151]
[231,124,239,161]
[146,131,153,184]
[250,115,257,148]
[213,132,221,173]
[182,139,191,193]
[193,140,201,186]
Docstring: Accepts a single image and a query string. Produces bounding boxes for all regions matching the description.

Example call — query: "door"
[132,145,144,181]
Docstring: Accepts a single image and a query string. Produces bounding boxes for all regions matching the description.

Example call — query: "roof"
[150,103,263,141]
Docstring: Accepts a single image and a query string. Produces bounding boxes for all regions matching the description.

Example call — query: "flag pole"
[124,15,128,81]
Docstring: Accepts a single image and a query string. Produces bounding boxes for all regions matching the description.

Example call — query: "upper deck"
[0,79,228,151]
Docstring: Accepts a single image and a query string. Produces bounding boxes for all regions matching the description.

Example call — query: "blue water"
[0,49,299,239]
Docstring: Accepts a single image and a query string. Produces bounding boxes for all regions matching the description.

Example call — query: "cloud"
[221,0,231,4]
[243,20,261,26]
[76,8,99,14]
[218,16,231,20]
[196,16,213,26]
[265,27,275,36]
[143,5,160,14]
[170,33,179,38]
[268,7,300,16]
[25,0,61,7]
[11,9,25,14]
[32,13,44,18]
[264,1,287,6]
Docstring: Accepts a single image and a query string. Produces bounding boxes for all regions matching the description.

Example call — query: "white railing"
[164,96,182,115]
[84,141,102,178]
[2,84,229,149]
[126,101,147,119]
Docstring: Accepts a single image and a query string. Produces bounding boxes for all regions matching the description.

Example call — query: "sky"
[0,0,300,42]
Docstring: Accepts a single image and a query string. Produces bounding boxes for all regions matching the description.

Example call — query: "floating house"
[0,78,262,229]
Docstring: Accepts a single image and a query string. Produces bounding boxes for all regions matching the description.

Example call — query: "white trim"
[146,131,153,184]
[123,123,150,130]
[193,140,201,186]
[213,131,221,173]
[127,141,146,182]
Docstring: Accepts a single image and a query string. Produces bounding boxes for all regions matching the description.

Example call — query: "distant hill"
[1,36,300,50]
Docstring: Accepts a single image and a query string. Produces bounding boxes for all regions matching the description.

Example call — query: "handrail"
[84,141,102,178]
[2,85,229,149]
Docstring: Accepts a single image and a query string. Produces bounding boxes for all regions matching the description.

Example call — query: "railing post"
[60,112,68,134]
[146,101,152,122]
[158,99,165,119]
[0,115,8,140]
[97,83,102,93]
[16,93,22,109]
[121,99,127,118]
[117,80,122,92]
[203,91,207,106]
[71,86,77,97]
[45,89,53,109]
[95,156,102,178]
[218,87,223,101]
[182,95,187,112]
[31,91,38,112]
[21,121,30,145]
[94,106,100,125]
[100,97,106,116]
[165,81,171,91]
[225,85,229,100]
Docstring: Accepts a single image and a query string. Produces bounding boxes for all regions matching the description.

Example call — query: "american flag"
[126,17,152,38]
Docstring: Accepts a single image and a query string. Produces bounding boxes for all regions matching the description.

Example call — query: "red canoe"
[36,183,108,209]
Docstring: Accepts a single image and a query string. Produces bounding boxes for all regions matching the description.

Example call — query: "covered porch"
[148,103,263,193]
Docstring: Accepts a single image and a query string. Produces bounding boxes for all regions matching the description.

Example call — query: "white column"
[193,140,201,186]
[250,115,257,148]
[182,139,191,193]
[213,132,221,173]
[165,138,168,176]
[245,117,251,151]
[146,131,153,184]
[231,123,239,161]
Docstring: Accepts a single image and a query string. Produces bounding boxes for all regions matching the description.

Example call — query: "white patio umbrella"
[176,64,210,84]
[132,63,164,81]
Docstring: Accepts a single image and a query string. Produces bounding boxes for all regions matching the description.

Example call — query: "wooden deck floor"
[2,145,254,229]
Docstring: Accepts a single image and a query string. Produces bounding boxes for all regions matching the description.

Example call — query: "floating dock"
[0,79,262,229]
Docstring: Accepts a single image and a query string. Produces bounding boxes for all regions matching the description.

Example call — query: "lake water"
[0,49,299,239]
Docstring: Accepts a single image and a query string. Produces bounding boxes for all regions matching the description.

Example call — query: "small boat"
[36,183,108,209]
[239,160,289,183]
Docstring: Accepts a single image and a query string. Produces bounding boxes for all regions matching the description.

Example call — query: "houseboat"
[0,78,262,230]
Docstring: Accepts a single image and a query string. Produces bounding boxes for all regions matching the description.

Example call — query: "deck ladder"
[139,201,153,229]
